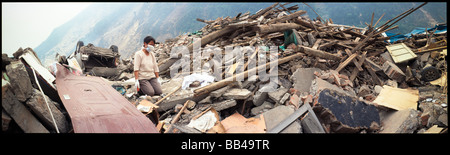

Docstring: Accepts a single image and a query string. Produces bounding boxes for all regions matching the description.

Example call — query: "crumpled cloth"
[181,73,215,90]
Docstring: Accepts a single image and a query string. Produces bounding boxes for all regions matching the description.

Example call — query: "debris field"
[2,2,447,133]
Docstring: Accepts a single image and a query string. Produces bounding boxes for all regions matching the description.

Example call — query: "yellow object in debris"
[430,72,447,87]
[373,85,419,111]
[219,112,266,133]
[424,125,444,134]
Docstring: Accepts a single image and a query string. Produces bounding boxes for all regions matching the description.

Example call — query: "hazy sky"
[2,2,91,56]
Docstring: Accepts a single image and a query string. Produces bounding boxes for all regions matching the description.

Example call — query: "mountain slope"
[34,2,446,65]
[35,3,275,64]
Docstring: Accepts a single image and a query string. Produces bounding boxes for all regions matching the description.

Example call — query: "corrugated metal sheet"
[55,64,158,133]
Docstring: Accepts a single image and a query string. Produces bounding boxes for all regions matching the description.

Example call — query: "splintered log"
[255,23,305,34]
[344,48,363,71]
[335,53,358,72]
[299,46,341,61]
[194,52,305,96]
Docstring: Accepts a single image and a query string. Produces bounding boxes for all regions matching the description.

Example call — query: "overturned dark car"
[58,41,133,81]
[72,41,120,72]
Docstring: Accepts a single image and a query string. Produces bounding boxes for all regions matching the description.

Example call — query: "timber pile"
[148,2,447,133]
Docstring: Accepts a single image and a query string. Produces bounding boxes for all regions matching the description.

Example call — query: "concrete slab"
[25,88,69,133]
[314,89,380,133]
[290,68,322,94]
[380,108,420,133]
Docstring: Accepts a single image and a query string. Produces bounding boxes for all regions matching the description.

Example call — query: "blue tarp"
[385,24,447,43]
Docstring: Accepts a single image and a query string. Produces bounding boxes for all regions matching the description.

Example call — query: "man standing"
[134,36,162,96]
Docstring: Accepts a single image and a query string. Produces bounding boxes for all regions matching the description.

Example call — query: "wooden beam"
[344,48,363,71]
[164,100,192,133]
[373,13,385,28]
[335,53,358,72]
[350,52,367,82]
[299,46,341,61]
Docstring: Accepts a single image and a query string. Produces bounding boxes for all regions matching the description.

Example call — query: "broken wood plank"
[349,52,367,82]
[318,40,338,50]
[192,106,212,120]
[146,85,181,115]
[299,45,341,61]
[312,39,322,50]
[335,53,358,72]
[165,100,192,133]
[243,47,258,70]
[344,48,363,71]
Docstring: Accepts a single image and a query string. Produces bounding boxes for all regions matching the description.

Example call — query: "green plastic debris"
[284,29,299,46]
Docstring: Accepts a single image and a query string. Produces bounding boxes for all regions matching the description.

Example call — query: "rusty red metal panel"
[55,64,158,133]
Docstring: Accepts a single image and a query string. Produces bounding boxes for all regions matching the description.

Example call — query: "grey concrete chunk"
[290,68,322,94]
[223,88,251,100]
[6,61,33,102]
[268,88,288,105]
[2,80,49,133]
[251,101,274,116]
[26,89,69,133]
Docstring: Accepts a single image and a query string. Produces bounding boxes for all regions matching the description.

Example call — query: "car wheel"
[110,45,119,53]
[420,66,441,82]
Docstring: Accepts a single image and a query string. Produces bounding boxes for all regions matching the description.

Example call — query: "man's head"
[143,36,155,47]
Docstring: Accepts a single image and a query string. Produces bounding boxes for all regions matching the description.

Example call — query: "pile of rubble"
[2,2,447,133]
[3,48,70,133]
